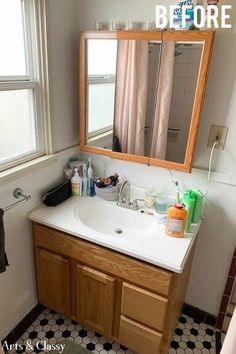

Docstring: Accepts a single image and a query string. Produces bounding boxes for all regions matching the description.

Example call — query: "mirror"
[165,41,203,163]
[87,39,117,150]
[80,31,215,172]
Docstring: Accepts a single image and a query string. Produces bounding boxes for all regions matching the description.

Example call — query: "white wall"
[46,0,79,151]
[0,0,80,339]
[78,0,236,316]
[78,0,175,30]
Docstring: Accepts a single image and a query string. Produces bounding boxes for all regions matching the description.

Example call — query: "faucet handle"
[132,198,144,210]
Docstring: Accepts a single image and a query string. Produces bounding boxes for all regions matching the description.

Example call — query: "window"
[0,0,51,172]
[87,40,117,138]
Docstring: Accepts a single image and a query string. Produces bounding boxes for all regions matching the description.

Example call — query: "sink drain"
[114,227,123,234]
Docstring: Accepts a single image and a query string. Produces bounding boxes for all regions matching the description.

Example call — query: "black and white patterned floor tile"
[169,315,215,353]
[6,309,216,354]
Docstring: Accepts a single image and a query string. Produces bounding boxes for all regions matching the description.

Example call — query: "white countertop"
[28,196,201,274]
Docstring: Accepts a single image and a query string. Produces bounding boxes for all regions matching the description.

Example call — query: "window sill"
[0,154,58,186]
[87,130,113,143]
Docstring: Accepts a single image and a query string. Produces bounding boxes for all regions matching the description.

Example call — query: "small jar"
[154,193,170,214]
[143,20,154,30]
[126,21,136,30]
[144,189,157,208]
[95,21,103,30]
[111,20,123,30]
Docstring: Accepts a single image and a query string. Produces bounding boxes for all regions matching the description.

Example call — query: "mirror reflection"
[86,39,203,163]
[87,39,117,145]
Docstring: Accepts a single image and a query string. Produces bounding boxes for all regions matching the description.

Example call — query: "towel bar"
[3,188,31,212]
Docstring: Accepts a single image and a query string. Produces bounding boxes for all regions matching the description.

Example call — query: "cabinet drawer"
[119,315,163,354]
[121,282,168,332]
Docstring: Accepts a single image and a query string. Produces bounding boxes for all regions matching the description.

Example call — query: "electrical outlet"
[207,125,228,150]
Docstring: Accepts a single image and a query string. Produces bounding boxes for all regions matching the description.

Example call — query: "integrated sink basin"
[29,194,201,272]
[74,198,160,238]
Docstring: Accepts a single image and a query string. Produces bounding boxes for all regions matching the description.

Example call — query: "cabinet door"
[76,264,115,337]
[36,248,70,316]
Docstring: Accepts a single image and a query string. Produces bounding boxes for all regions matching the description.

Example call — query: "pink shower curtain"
[114,40,148,155]
[150,41,175,159]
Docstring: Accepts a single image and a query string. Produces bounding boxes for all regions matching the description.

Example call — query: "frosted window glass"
[0,0,27,76]
[0,89,37,164]
[88,83,115,133]
[88,40,117,75]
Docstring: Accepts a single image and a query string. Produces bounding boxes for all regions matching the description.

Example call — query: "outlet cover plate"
[207,125,228,150]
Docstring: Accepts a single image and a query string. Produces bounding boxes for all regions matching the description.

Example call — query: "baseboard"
[182,303,217,327]
[1,304,44,352]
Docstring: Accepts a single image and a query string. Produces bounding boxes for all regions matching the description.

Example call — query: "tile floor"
[5,308,216,354]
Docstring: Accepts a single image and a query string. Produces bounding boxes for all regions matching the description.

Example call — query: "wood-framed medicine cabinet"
[79,30,215,173]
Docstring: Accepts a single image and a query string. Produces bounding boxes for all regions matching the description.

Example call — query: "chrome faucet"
[117,181,144,210]
[118,180,130,205]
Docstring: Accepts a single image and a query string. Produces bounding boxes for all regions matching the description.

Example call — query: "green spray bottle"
[192,189,203,223]
[183,190,196,233]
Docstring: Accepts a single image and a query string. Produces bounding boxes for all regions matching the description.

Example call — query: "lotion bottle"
[71,168,82,197]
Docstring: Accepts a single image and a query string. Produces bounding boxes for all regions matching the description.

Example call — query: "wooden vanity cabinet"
[75,264,115,337]
[36,248,70,317]
[33,223,194,354]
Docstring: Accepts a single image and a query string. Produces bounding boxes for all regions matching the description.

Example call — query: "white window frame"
[87,74,115,139]
[0,0,53,173]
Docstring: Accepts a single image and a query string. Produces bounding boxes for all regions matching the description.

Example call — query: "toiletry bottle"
[71,168,82,197]
[166,204,187,238]
[82,163,88,197]
[192,189,203,223]
[183,190,196,233]
[89,180,96,197]
[202,0,220,30]
[87,157,93,195]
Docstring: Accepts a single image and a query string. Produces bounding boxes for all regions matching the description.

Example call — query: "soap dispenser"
[166,204,187,238]
[71,168,82,197]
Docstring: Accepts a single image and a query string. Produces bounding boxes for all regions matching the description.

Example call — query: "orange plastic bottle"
[165,204,187,238]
